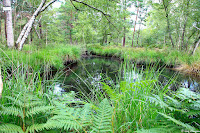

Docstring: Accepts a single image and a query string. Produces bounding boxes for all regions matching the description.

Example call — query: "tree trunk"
[39,18,43,39]
[46,29,48,46]
[0,67,3,99]
[122,0,126,47]
[191,36,200,55]
[137,23,141,47]
[132,2,139,47]
[3,0,14,48]
[181,17,187,50]
[0,12,1,35]
[181,0,190,50]
[16,0,46,50]
[16,0,57,50]
[163,0,174,48]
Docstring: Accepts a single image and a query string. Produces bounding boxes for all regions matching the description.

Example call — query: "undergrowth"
[87,44,200,68]
[0,60,199,132]
[0,43,82,70]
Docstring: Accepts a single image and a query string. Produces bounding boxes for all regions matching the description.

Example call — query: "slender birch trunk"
[0,67,3,98]
[3,0,14,48]
[16,0,57,50]
[191,36,200,55]
[16,0,46,50]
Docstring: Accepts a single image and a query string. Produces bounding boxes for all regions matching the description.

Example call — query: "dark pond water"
[55,57,200,94]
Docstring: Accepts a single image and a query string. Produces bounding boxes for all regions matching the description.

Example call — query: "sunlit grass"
[0,44,82,70]
[87,44,200,75]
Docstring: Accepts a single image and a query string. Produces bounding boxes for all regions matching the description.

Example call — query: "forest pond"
[55,57,200,94]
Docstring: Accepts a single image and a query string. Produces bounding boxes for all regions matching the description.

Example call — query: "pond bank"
[0,44,83,70]
[87,44,200,76]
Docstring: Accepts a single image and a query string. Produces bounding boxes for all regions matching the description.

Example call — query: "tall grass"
[0,44,82,70]
[0,57,199,132]
[87,44,200,69]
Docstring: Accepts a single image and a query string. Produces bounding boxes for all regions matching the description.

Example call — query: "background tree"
[3,0,14,48]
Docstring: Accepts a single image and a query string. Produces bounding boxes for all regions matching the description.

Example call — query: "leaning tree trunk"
[191,36,200,55]
[3,0,14,48]
[16,0,46,50]
[16,0,57,50]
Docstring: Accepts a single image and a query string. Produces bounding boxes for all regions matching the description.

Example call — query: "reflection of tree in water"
[61,57,121,94]
[160,69,200,92]
[59,57,200,94]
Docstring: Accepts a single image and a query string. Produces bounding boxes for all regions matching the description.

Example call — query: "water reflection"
[58,57,200,93]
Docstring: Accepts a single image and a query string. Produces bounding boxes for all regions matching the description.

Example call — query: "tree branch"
[40,0,57,12]
[70,0,80,11]
[193,25,200,31]
[72,0,120,32]
[72,0,110,17]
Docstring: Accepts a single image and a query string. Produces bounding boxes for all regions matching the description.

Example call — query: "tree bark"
[0,67,3,99]
[3,0,14,48]
[137,23,141,47]
[16,0,46,50]
[69,10,73,44]
[191,36,200,55]
[181,17,187,50]
[181,0,190,50]
[122,0,126,47]
[132,2,139,47]
[163,0,174,47]
[123,26,126,47]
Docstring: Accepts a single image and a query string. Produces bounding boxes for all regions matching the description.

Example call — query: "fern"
[158,112,197,131]
[150,88,200,131]
[0,124,24,133]
[0,91,54,133]
[92,98,113,133]
[25,123,46,133]
[45,99,92,132]
[26,106,54,117]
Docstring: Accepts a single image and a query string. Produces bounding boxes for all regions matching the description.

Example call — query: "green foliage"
[150,88,200,131]
[45,92,113,132]
[87,44,200,68]
[91,98,112,133]
[0,91,54,133]
[0,44,82,70]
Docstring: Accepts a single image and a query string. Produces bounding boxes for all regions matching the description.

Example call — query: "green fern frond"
[5,96,24,107]
[45,119,83,131]
[158,112,197,131]
[0,106,23,117]
[177,88,200,100]
[25,123,46,133]
[44,102,92,131]
[0,124,24,133]
[148,95,177,111]
[26,106,54,117]
[25,101,46,108]
[92,98,113,133]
